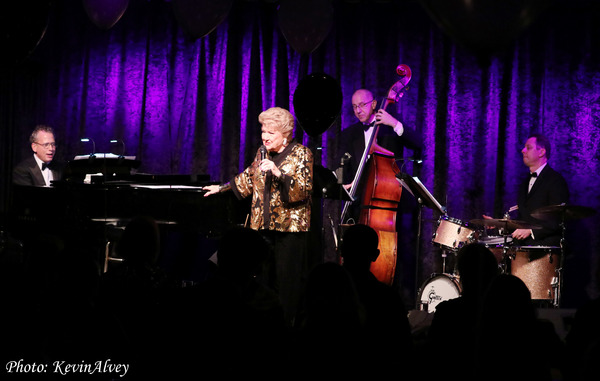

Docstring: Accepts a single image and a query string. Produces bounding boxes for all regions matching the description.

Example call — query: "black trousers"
[259,230,310,326]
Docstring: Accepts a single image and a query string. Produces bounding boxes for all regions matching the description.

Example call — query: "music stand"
[313,164,353,201]
[66,154,141,183]
[312,164,354,261]
[396,173,445,215]
[396,172,446,306]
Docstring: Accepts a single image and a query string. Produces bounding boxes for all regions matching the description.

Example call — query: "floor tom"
[510,246,561,300]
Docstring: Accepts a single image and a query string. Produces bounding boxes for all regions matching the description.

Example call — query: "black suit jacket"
[13,155,63,186]
[338,121,422,222]
[339,122,422,185]
[516,164,569,246]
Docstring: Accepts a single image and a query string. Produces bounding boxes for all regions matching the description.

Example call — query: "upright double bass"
[341,65,412,285]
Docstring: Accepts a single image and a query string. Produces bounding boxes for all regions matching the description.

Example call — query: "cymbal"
[469,218,542,230]
[531,204,597,220]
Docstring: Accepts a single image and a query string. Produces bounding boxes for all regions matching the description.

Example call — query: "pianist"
[13,125,63,187]
[203,106,313,326]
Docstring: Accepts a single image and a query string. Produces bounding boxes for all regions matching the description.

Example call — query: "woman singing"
[203,106,313,326]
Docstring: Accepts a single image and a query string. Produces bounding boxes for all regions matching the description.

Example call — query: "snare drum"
[418,274,462,313]
[478,236,513,264]
[432,216,478,251]
[510,246,561,300]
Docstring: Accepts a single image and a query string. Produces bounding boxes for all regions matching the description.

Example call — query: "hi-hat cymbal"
[470,218,542,230]
[531,204,597,220]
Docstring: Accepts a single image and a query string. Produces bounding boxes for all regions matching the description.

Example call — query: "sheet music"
[332,170,355,202]
[411,177,445,214]
[396,178,414,197]
[396,174,446,214]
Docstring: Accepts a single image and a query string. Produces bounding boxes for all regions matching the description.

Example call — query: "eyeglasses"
[352,100,374,111]
[34,142,57,149]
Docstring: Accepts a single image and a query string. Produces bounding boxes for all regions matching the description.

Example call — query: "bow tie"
[529,172,537,178]
[363,123,373,132]
[42,162,50,170]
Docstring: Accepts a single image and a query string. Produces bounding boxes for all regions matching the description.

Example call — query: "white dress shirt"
[363,119,404,147]
[528,162,547,193]
[34,154,53,187]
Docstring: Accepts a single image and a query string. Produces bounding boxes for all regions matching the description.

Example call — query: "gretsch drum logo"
[427,286,443,304]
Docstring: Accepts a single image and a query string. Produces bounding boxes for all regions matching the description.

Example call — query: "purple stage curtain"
[2,0,599,307]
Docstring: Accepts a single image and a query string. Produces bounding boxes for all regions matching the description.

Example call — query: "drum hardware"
[529,204,596,307]
[551,275,560,306]
[439,249,456,275]
[477,234,514,272]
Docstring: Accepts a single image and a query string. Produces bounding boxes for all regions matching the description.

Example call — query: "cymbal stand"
[441,249,448,274]
[553,213,567,308]
[440,247,459,275]
[500,219,513,273]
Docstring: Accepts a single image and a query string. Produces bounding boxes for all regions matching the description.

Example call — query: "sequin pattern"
[233,142,313,232]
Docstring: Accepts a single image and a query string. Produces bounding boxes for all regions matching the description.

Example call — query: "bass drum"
[418,274,462,313]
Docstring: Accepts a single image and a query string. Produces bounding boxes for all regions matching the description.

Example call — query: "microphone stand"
[396,172,446,308]
[335,153,351,258]
[415,197,424,297]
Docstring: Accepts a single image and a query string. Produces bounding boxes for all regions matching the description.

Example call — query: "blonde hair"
[258,107,294,140]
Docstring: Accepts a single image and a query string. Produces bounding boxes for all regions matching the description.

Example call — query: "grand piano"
[8,156,250,283]
[10,156,247,236]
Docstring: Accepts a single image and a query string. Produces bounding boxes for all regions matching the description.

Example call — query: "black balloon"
[82,0,129,30]
[0,1,51,64]
[419,0,547,62]
[293,73,342,137]
[172,0,233,40]
[278,0,333,55]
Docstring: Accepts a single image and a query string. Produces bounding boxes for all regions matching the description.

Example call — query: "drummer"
[484,133,569,246]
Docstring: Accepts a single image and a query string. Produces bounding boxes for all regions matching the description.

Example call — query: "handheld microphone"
[259,145,268,161]
[259,145,267,174]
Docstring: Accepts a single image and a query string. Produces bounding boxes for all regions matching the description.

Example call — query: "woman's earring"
[283,138,287,146]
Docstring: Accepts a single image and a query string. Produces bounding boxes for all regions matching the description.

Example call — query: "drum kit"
[418,203,596,312]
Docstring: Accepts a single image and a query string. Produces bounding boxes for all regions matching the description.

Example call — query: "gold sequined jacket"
[231,142,313,232]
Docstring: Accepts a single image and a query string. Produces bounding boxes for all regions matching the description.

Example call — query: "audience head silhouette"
[217,226,269,279]
[340,224,379,271]
[304,261,362,331]
[482,273,535,323]
[455,242,499,298]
